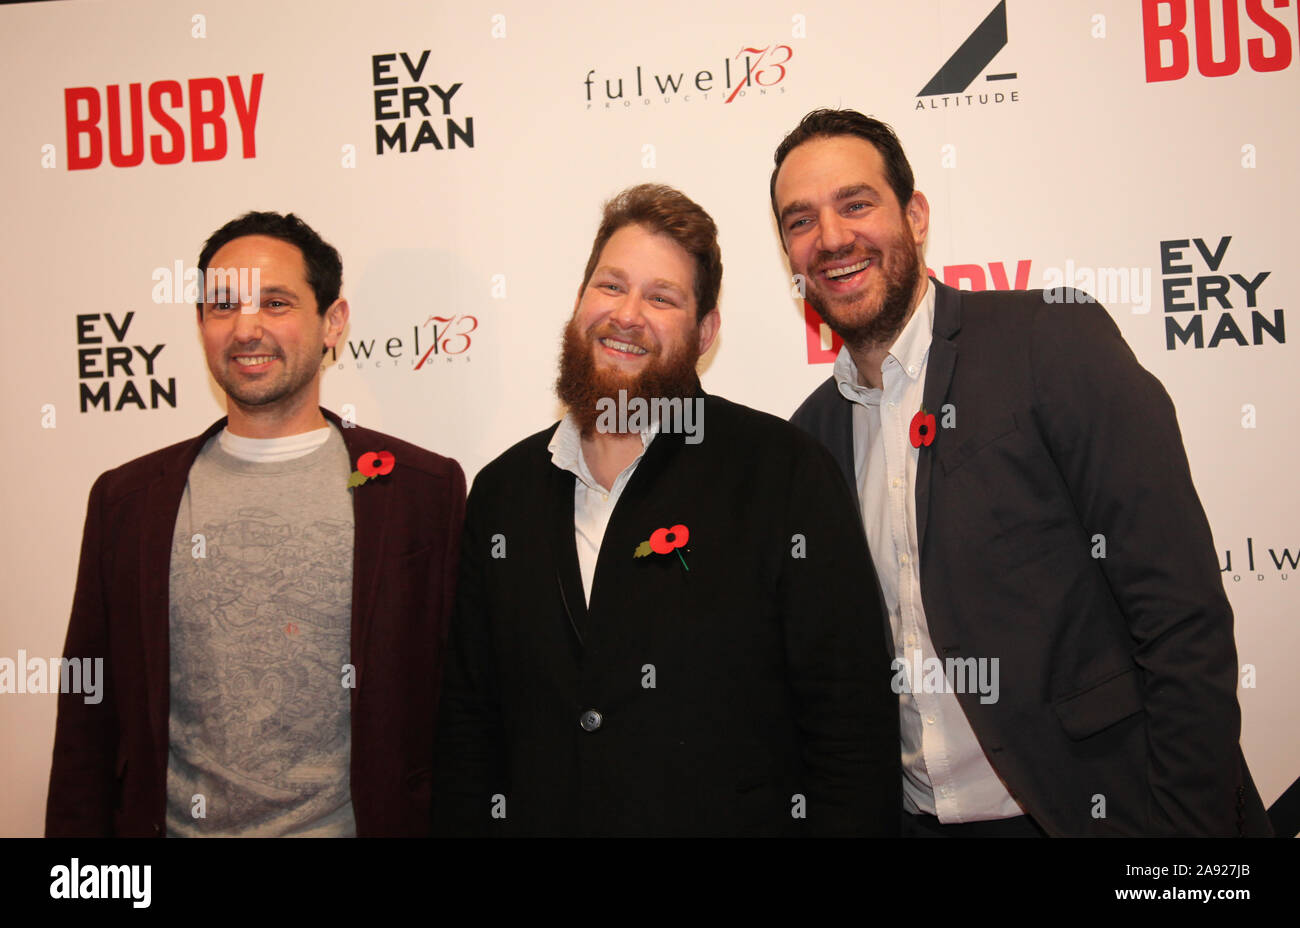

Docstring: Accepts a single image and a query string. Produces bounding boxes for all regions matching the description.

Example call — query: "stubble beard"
[805,233,923,353]
[212,343,313,411]
[555,317,702,437]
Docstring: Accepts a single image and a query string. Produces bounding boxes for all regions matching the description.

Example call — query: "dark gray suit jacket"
[791,278,1270,836]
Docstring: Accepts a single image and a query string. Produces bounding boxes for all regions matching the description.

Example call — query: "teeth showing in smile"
[234,355,276,366]
[825,258,873,279]
[600,337,647,355]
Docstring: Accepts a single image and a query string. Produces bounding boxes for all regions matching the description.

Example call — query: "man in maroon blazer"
[46,212,465,837]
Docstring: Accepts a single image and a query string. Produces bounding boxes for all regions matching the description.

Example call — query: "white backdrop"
[1,0,1295,836]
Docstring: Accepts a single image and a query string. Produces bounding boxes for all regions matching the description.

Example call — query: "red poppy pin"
[634,523,690,571]
[348,450,395,489]
[909,407,937,449]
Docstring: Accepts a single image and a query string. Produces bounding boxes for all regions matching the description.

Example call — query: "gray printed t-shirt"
[165,426,355,836]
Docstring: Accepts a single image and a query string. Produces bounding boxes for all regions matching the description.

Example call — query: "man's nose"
[232,306,263,340]
[819,209,853,253]
[609,290,646,329]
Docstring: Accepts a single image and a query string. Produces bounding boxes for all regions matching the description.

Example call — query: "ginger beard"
[556,316,702,437]
[805,226,922,351]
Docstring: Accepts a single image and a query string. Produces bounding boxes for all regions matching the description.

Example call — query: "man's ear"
[906,190,930,248]
[697,309,721,357]
[323,298,350,349]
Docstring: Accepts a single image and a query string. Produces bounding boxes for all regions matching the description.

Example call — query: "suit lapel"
[832,398,855,496]
[547,456,589,646]
[333,411,396,681]
[916,281,961,551]
[141,417,227,774]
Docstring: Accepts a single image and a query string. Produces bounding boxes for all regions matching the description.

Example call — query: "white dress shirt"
[832,278,1025,823]
[547,414,657,606]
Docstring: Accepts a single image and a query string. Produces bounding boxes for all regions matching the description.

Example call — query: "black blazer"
[791,278,1271,836]
[432,393,899,836]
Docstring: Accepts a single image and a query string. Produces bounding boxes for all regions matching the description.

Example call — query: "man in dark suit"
[46,212,465,836]
[771,108,1269,836]
[432,183,898,836]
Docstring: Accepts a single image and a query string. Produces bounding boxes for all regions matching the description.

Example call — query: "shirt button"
[579,709,603,732]
[906,635,916,646]
[601,493,609,501]
[891,477,903,489]
[926,715,936,725]
[908,365,918,375]
[899,553,910,566]
[888,401,897,409]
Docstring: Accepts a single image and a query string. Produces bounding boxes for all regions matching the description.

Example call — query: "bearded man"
[773,108,1270,837]
[431,183,898,837]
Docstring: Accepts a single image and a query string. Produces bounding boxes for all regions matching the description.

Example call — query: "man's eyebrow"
[257,285,300,299]
[778,183,883,225]
[778,199,813,226]
[202,283,299,301]
[650,278,687,297]
[832,183,880,202]
[591,266,629,281]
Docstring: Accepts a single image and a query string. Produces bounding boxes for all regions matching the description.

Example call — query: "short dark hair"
[197,211,342,315]
[770,109,916,223]
[579,184,723,320]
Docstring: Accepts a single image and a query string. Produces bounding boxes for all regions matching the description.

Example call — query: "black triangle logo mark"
[918,1,1010,96]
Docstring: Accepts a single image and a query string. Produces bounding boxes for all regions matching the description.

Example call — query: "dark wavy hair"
[197,211,342,315]
[770,109,916,221]
[579,184,722,320]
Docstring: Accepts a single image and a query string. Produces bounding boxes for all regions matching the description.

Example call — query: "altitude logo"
[1159,236,1284,349]
[584,43,792,110]
[1142,0,1296,83]
[372,51,473,154]
[76,312,176,412]
[64,75,263,170]
[915,0,1020,111]
[325,314,477,370]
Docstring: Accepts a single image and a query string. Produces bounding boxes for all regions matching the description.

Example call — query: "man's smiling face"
[557,222,719,435]
[198,234,345,414]
[775,134,928,348]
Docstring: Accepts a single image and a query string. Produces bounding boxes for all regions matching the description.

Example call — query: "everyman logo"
[915,1,1020,110]
[50,859,151,908]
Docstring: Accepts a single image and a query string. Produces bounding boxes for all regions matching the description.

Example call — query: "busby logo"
[64,75,263,170]
[803,260,1031,363]
[1142,0,1296,83]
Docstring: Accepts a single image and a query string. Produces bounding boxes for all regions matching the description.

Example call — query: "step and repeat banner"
[1,0,1295,835]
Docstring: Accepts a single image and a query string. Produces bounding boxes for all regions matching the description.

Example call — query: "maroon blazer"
[45,409,466,837]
